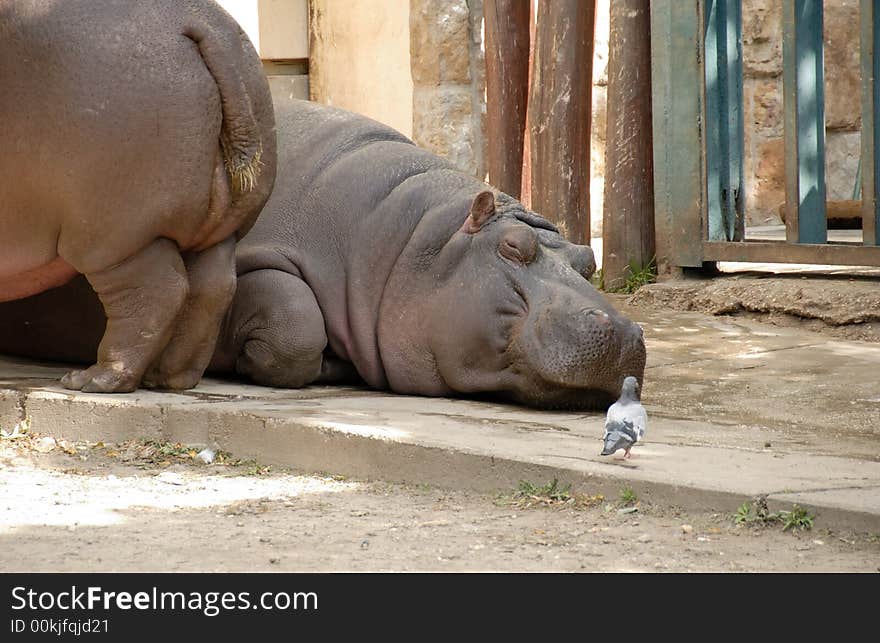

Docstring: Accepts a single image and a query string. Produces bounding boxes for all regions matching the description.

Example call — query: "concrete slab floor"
[1,305,878,533]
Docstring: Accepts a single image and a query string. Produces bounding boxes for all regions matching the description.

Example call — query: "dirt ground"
[629,272,880,344]
[1,437,877,573]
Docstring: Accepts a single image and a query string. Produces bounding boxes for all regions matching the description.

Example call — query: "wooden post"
[528,0,595,244]
[650,0,705,274]
[484,0,531,199]
[520,0,536,208]
[861,0,880,246]
[602,0,655,290]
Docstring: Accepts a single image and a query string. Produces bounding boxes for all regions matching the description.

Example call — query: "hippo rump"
[0,99,644,410]
[0,0,276,392]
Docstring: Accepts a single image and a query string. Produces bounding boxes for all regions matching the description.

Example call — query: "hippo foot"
[141,367,201,391]
[61,366,139,393]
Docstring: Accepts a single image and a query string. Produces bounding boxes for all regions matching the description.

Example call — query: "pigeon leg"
[623,447,632,460]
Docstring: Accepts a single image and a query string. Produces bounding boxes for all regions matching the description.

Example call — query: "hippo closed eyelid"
[499,226,539,265]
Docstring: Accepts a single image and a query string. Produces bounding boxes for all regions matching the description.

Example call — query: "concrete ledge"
[3,359,879,534]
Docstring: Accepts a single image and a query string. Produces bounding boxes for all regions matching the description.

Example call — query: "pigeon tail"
[601,431,634,456]
[600,419,638,456]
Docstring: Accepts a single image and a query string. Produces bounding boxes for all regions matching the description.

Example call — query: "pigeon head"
[620,375,640,402]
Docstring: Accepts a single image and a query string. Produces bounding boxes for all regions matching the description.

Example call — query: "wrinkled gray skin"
[0,0,276,392]
[0,100,643,409]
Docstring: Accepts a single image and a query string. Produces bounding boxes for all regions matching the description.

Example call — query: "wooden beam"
[703,241,880,266]
[528,0,595,245]
[484,0,531,199]
[602,0,655,290]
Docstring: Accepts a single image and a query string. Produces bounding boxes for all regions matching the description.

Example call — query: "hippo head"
[377,190,646,410]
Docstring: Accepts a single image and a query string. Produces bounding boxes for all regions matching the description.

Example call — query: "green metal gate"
[651,0,880,269]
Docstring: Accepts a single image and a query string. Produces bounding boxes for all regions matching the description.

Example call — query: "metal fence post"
[782,0,828,244]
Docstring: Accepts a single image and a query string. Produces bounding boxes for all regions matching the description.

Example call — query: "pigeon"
[601,376,647,459]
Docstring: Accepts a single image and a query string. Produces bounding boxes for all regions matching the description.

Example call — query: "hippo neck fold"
[348,173,491,390]
[375,180,500,395]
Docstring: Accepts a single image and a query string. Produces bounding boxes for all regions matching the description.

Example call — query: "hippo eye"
[499,226,538,265]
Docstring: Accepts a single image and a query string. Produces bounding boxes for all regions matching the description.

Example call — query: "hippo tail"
[184,21,264,194]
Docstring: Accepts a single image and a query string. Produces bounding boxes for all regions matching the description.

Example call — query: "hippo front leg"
[218,269,328,388]
[61,239,188,393]
[143,237,236,389]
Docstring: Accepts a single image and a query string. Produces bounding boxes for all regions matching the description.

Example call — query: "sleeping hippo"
[0,0,276,392]
[0,99,644,410]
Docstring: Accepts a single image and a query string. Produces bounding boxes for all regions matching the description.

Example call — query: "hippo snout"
[617,320,647,380]
[510,296,646,409]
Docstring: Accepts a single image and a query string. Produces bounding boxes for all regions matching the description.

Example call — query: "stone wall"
[309,0,861,234]
[742,0,861,225]
[410,0,487,180]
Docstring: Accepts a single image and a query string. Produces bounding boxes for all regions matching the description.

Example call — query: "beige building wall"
[216,1,311,104]
[308,0,413,138]
[215,0,308,59]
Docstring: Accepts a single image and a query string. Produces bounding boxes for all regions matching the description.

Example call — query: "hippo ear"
[463,190,496,233]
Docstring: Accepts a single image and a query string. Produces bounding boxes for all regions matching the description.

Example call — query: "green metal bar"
[727,0,745,242]
[650,0,705,270]
[853,156,862,201]
[782,0,827,244]
[704,0,724,241]
[703,0,744,242]
[861,0,880,246]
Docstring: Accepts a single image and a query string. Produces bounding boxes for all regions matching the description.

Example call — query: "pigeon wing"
[605,418,630,434]
[630,404,647,442]
[605,400,626,427]
[601,422,637,455]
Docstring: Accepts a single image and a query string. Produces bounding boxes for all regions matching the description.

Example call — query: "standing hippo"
[0,0,276,392]
[0,100,643,409]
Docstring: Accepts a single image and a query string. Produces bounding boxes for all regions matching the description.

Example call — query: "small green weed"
[733,497,814,532]
[619,487,638,506]
[590,268,605,290]
[500,479,604,510]
[517,478,572,502]
[598,257,657,294]
[778,505,814,532]
[236,459,272,476]
[734,501,753,525]
[622,257,657,293]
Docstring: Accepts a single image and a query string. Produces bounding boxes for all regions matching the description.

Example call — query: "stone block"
[746,77,783,137]
[410,0,472,85]
[753,137,786,225]
[412,86,478,176]
[825,130,861,201]
[824,2,861,131]
[742,0,782,78]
